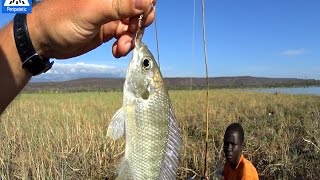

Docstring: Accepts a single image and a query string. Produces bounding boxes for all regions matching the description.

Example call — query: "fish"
[107,30,182,179]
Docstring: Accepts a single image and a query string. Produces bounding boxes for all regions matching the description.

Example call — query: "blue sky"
[1,0,320,81]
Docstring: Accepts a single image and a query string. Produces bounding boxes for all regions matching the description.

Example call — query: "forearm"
[0,22,32,114]
[0,0,155,115]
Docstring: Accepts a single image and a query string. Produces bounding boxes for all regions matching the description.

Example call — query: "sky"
[1,0,320,81]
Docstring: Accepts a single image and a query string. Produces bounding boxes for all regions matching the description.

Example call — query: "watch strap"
[13,14,37,64]
[13,14,53,76]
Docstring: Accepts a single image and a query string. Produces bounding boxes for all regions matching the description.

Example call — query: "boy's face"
[223,131,243,168]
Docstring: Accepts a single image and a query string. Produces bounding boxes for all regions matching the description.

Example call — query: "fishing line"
[200,0,210,178]
[154,6,161,68]
[190,0,196,90]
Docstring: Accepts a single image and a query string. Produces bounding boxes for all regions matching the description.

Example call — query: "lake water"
[251,86,320,96]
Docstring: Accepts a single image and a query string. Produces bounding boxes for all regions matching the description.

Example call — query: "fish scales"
[107,40,182,180]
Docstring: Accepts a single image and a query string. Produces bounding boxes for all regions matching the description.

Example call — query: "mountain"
[23,76,320,92]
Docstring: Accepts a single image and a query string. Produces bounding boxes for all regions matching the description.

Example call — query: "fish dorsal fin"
[159,105,182,179]
[107,108,125,140]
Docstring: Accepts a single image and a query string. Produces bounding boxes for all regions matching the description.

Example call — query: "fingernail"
[134,0,146,10]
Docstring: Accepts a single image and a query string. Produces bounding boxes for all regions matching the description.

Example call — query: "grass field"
[0,90,319,179]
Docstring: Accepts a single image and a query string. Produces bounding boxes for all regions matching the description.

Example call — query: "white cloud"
[280,48,307,56]
[31,62,126,82]
[46,62,123,74]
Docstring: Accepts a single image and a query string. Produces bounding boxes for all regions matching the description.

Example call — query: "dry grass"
[0,90,319,179]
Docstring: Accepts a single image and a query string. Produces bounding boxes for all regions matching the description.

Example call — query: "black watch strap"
[13,14,53,76]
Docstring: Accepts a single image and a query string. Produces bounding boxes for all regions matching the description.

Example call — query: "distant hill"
[23,76,320,92]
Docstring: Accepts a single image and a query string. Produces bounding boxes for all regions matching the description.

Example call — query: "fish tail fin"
[116,158,134,180]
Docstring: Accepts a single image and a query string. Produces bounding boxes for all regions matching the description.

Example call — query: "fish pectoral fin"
[116,158,134,180]
[107,108,125,140]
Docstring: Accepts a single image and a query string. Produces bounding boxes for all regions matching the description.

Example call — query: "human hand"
[27,0,156,59]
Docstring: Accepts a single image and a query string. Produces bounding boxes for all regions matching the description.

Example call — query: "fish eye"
[142,58,152,70]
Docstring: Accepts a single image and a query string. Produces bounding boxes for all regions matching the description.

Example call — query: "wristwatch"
[13,14,54,76]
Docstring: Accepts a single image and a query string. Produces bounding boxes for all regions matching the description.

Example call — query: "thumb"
[99,0,154,24]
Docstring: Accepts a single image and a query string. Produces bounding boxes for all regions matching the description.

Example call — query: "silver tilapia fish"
[107,33,182,179]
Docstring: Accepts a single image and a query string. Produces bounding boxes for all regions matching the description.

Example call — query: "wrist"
[27,11,50,58]
[0,22,30,76]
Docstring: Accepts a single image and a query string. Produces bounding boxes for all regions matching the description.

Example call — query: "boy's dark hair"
[225,123,244,144]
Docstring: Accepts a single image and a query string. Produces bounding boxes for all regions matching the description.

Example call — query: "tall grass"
[0,90,319,179]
